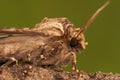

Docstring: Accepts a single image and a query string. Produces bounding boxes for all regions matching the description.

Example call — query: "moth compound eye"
[70,38,79,48]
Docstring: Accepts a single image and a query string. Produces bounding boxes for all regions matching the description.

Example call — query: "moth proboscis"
[0,1,109,72]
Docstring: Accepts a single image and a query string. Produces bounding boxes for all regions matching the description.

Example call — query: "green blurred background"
[0,0,119,73]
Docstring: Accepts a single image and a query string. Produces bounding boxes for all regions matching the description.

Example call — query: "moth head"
[69,0,109,52]
[69,28,88,52]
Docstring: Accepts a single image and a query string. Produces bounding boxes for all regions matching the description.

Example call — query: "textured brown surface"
[0,64,120,80]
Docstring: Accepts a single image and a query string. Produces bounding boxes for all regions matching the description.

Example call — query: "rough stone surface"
[0,64,120,80]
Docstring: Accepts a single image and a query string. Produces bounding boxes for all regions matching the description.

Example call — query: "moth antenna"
[75,0,110,38]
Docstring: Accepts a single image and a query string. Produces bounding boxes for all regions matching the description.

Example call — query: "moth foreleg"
[63,51,79,72]
[71,52,79,73]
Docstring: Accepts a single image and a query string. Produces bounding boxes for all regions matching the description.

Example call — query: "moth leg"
[63,52,78,72]
[71,52,79,73]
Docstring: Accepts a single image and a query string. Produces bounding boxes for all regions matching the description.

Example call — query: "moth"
[0,1,109,72]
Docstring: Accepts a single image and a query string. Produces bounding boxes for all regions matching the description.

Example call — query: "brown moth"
[0,1,109,72]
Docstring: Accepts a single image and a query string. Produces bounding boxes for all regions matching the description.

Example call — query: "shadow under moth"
[0,1,109,72]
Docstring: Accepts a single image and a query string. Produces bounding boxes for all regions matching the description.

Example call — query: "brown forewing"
[0,18,74,67]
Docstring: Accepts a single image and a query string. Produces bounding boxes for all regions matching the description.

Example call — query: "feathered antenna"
[75,0,110,38]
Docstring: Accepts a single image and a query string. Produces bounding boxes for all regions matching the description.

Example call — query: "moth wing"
[0,29,49,57]
[34,18,72,36]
